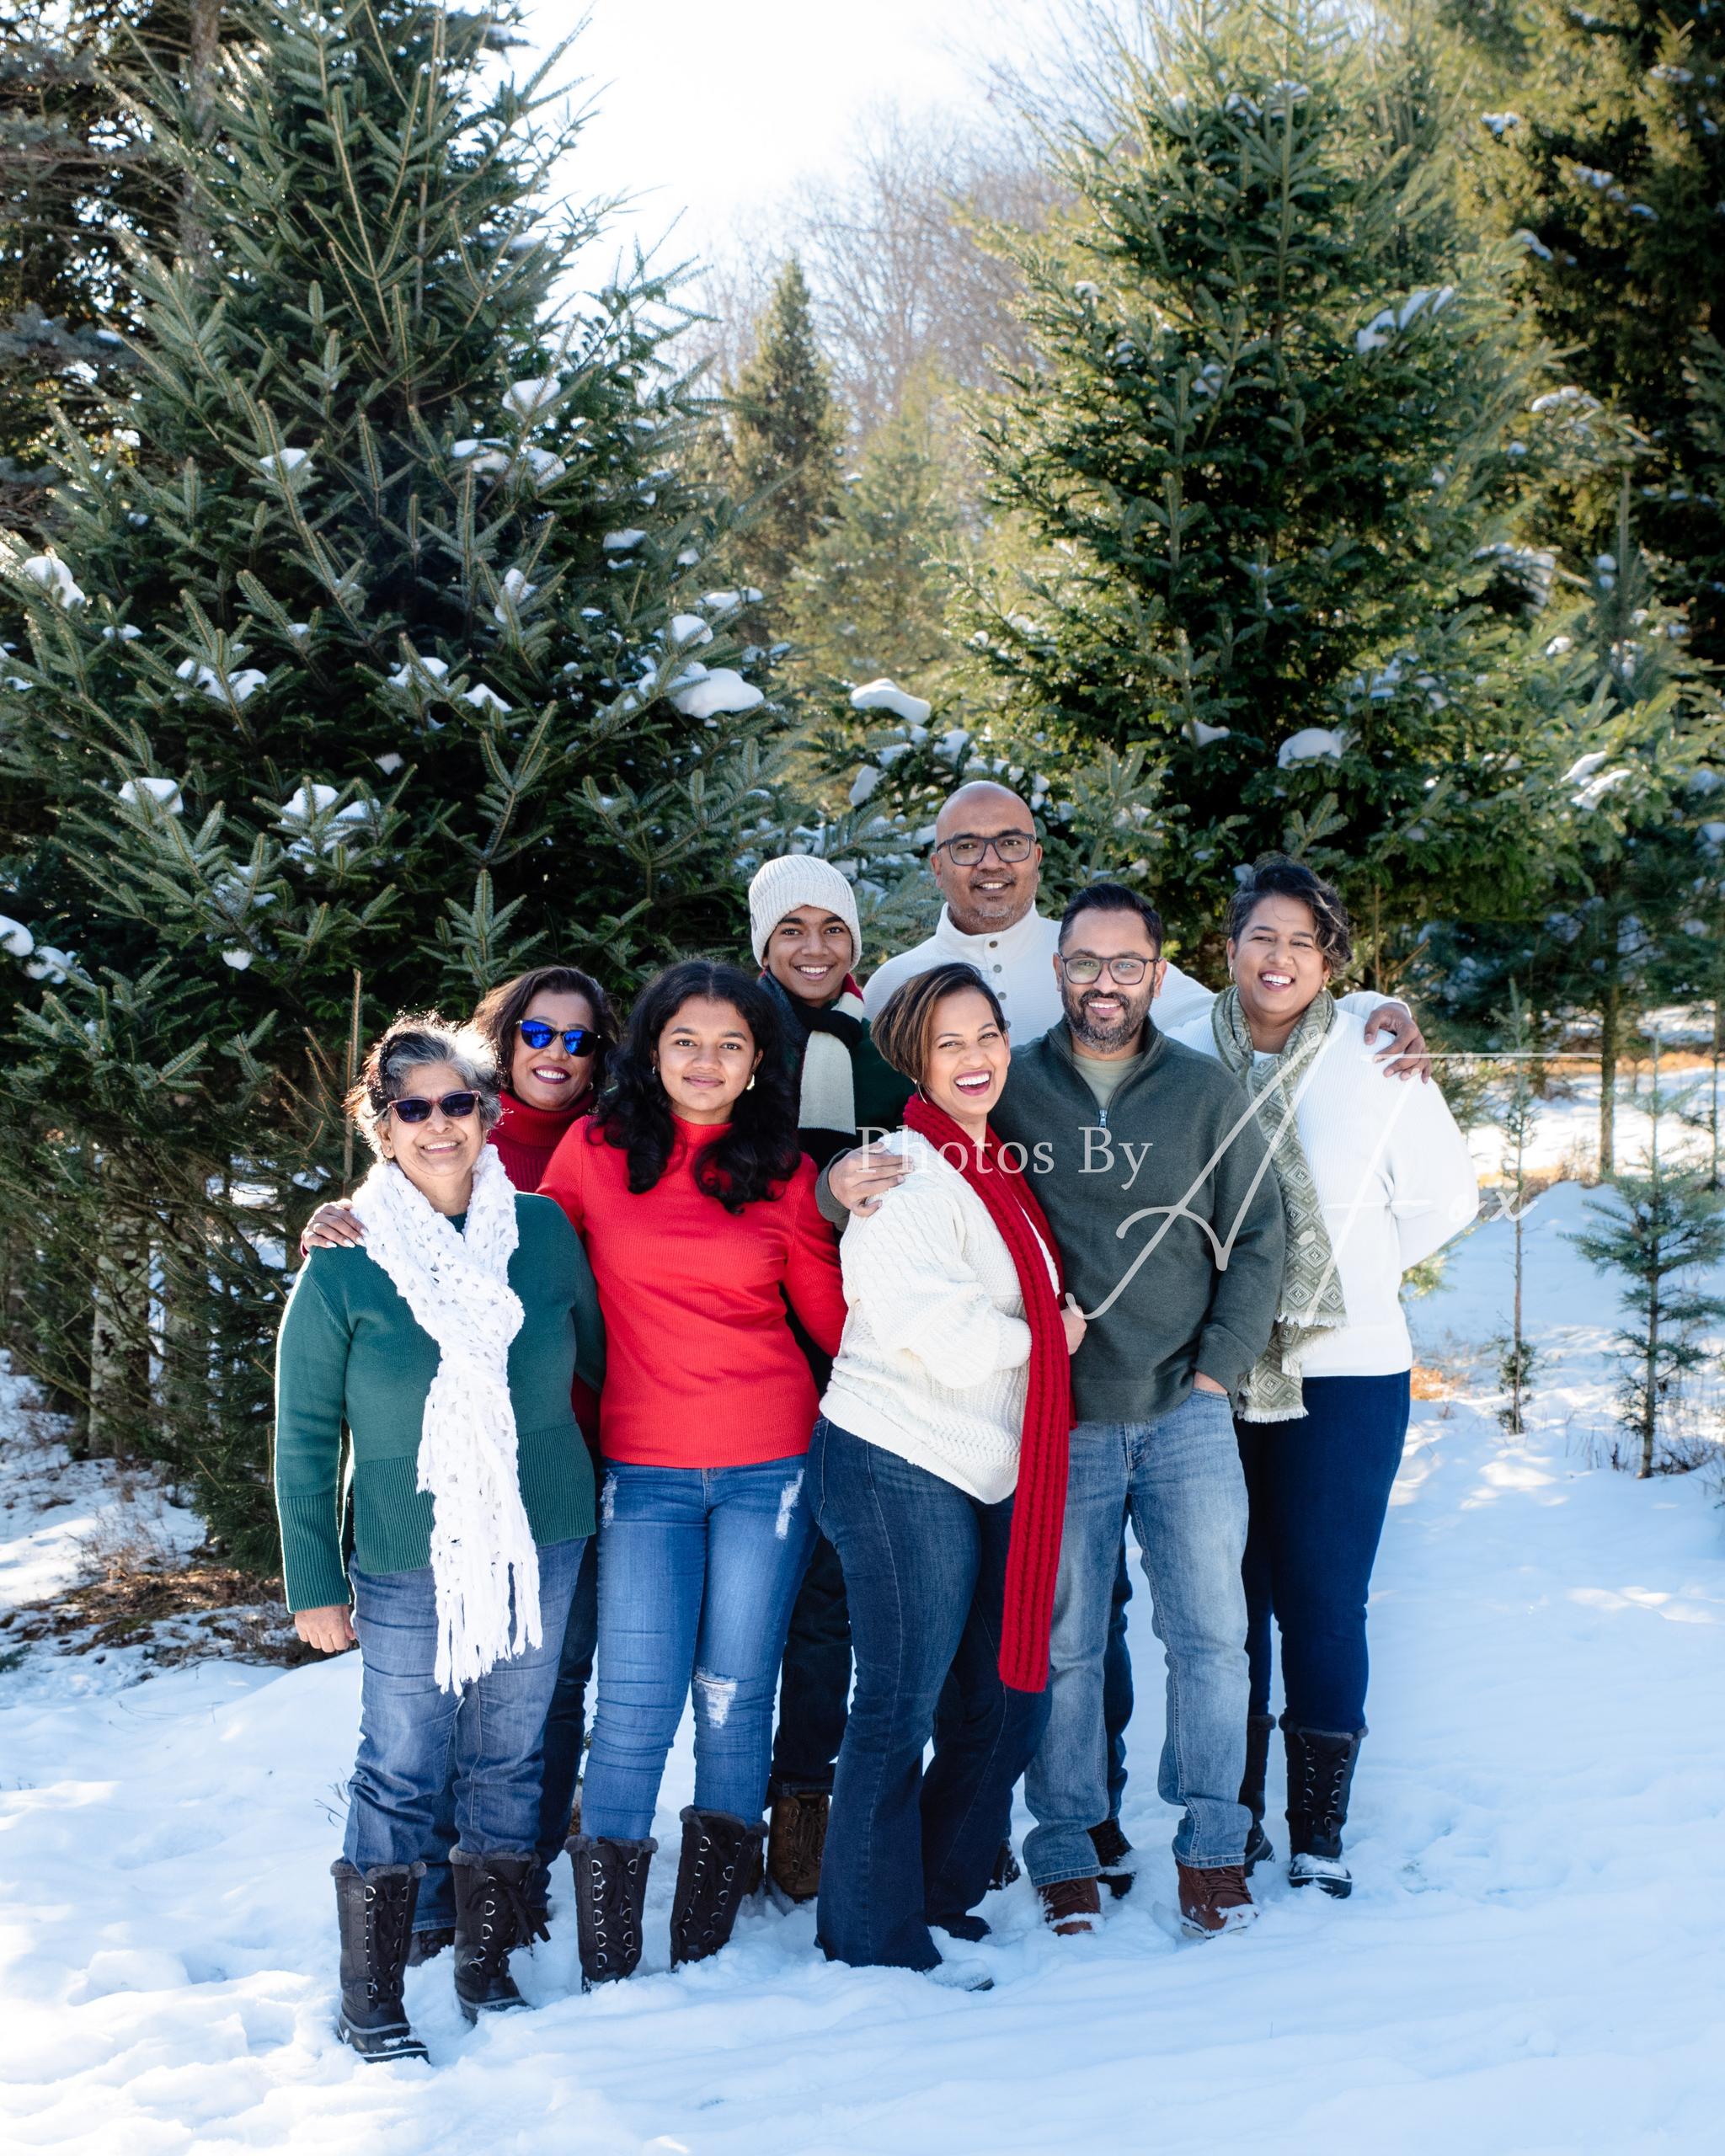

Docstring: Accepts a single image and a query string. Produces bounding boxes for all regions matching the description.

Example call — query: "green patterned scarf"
[1210,985,1348,1422]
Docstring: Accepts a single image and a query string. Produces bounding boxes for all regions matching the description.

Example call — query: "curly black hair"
[588,960,804,1212]
[1226,857,1354,974]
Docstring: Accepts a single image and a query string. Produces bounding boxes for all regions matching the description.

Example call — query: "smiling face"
[377,1058,486,1212]
[656,995,761,1125]
[932,781,1043,937]
[1057,905,1166,1056]
[765,906,856,1007]
[1227,892,1330,1038]
[921,987,1011,1132]
[509,986,599,1111]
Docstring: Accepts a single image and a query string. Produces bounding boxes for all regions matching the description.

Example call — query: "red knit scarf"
[904,1092,1072,1692]
[490,1088,590,1193]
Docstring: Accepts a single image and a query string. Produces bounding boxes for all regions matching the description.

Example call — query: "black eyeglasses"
[1056,953,1155,985]
[932,830,1037,867]
[387,1091,482,1123]
[518,1019,598,1056]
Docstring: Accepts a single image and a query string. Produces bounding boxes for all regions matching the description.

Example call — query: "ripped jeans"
[579,1452,817,1842]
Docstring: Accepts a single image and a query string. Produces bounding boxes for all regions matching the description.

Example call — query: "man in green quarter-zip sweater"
[824,882,1284,1942]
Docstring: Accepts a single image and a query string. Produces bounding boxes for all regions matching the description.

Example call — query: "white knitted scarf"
[350,1145,540,1690]
[798,982,867,1135]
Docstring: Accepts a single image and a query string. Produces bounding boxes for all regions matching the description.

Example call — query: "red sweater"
[539,1114,846,1468]
[490,1090,588,1192]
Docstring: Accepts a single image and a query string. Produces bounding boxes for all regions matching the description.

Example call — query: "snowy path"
[3,1206,1724,2153]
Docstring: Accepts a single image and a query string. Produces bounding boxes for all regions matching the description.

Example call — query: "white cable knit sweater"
[820,1129,1059,1503]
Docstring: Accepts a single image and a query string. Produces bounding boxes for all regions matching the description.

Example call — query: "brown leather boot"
[1175,1862,1258,1939]
[766,1789,828,1904]
[1038,1876,1104,1935]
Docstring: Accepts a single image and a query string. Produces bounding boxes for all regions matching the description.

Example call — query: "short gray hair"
[344,1011,503,1159]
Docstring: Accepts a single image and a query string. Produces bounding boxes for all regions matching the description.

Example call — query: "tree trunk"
[1712,995,1722,1188]
[89,1214,151,1461]
[1640,1273,1658,1480]
[179,0,223,261]
[1599,973,1620,1179]
[1510,1123,1526,1435]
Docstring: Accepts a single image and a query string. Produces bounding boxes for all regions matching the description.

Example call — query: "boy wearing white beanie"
[745,853,910,1909]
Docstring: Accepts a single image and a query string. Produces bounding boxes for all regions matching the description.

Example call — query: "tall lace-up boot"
[450,1849,547,2022]
[332,1859,428,2063]
[1283,1721,1364,1898]
[569,1831,656,1988]
[668,1806,765,1969]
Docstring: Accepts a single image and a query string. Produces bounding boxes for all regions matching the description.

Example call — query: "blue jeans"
[769,1530,851,1797]
[1237,1371,1411,1733]
[535,1535,600,1876]
[344,1539,584,1933]
[1025,1390,1250,1882]
[811,1417,1050,1972]
[580,1454,817,1842]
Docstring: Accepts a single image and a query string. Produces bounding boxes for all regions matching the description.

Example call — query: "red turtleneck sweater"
[489,1090,588,1193]
[539,1114,846,1467]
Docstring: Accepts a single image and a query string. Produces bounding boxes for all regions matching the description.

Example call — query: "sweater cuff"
[1195,1322,1260,1400]
[276,1489,350,1613]
[814,1161,851,1232]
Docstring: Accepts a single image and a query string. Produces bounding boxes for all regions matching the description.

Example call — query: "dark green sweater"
[273,1192,605,1612]
[988,1022,1285,1426]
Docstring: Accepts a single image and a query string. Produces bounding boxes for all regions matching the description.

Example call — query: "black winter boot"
[332,1859,428,2063]
[450,1849,547,2022]
[1241,1712,1277,1875]
[668,1806,765,1970]
[568,1831,656,1988]
[1283,1721,1364,1898]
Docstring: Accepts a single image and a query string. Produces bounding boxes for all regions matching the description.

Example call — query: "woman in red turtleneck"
[295,961,617,1944]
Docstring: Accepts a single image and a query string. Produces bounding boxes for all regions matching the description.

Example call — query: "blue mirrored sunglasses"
[518,1018,598,1056]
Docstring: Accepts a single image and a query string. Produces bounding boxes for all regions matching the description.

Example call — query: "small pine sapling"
[1494,988,1542,1433]
[1569,1039,1725,1476]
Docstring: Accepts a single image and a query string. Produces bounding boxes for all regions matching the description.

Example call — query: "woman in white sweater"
[811,961,1084,1980]
[1169,860,1477,1901]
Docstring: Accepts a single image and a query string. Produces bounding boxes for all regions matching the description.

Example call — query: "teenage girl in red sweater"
[539,959,846,1987]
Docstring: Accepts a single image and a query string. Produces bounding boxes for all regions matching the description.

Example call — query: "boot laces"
[470,1865,545,1975]
[362,1876,414,2003]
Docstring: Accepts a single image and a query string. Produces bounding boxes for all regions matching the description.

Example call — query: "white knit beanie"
[748,854,862,969]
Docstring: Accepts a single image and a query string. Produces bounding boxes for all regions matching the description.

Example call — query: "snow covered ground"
[2,1155,1723,2153]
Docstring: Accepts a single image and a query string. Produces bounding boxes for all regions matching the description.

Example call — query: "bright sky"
[522,0,1060,271]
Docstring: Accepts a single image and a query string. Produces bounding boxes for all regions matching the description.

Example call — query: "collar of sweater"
[670,1111,729,1146]
[494,1088,587,1150]
[934,902,1054,963]
[1039,1017,1167,1097]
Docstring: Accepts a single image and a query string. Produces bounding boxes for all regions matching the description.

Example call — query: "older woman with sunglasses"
[275,1013,605,2060]
[297,966,616,1935]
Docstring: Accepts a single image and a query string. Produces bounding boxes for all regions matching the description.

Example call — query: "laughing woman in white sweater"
[1169,860,1477,1902]
[810,961,1082,1981]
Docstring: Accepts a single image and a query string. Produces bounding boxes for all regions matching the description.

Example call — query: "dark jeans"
[810,1417,1050,1972]
[769,1531,851,1798]
[1236,1371,1412,1732]
[535,1534,600,1876]
[1104,1528,1134,1819]
[580,1454,816,1841]
[344,1540,584,1935]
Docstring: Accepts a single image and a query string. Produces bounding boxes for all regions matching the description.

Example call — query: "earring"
[746,1073,756,1091]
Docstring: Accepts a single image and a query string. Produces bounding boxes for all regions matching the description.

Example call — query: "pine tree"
[1461,0,1725,664]
[0,1,799,1553]
[1570,1040,1725,1476]
[1418,491,1722,1172]
[793,377,964,691]
[724,255,845,613]
[964,0,1584,961]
